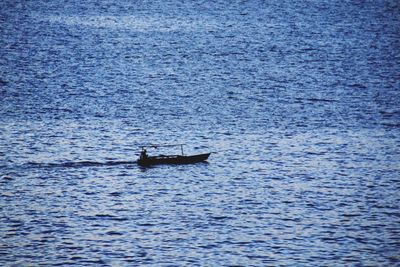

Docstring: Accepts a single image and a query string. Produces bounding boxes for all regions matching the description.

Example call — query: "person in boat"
[140,149,148,160]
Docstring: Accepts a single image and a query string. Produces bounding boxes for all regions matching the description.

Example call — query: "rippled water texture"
[1,0,400,266]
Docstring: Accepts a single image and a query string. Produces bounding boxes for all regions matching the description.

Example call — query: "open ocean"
[1,0,399,266]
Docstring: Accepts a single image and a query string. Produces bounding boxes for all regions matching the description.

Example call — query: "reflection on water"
[1,0,399,266]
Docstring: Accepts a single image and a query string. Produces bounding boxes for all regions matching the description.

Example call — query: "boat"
[137,144,211,166]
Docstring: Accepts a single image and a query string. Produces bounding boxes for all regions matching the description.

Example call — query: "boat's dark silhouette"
[137,144,211,166]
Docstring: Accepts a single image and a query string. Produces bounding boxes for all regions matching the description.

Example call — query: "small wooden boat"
[137,144,211,166]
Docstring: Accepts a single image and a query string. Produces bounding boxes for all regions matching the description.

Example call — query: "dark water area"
[1,0,400,265]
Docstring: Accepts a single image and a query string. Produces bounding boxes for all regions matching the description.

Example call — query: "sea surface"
[1,0,400,266]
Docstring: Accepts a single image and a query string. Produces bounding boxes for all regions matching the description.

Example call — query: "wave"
[25,160,138,169]
[41,15,217,33]
[295,97,337,103]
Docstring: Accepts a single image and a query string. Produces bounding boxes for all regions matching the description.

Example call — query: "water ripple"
[1,0,399,266]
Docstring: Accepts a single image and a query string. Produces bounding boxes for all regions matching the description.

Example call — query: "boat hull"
[138,153,210,166]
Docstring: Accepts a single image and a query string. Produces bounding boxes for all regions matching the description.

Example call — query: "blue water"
[1,0,400,265]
